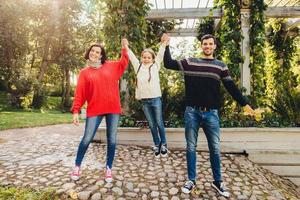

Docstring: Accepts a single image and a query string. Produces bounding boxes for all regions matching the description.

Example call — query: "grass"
[0,186,60,200]
[0,110,72,130]
[0,92,73,130]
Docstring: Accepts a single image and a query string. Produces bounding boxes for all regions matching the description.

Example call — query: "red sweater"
[71,48,129,117]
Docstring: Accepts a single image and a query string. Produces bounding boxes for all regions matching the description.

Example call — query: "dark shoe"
[212,181,230,197]
[181,180,195,194]
[153,145,160,158]
[160,143,168,157]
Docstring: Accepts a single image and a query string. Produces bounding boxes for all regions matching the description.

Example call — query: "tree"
[0,0,34,108]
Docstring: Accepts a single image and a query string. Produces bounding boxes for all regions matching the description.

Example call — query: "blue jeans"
[75,114,120,169]
[141,97,167,146]
[184,106,221,182]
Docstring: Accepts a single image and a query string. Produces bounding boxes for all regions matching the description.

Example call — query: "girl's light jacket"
[127,44,166,100]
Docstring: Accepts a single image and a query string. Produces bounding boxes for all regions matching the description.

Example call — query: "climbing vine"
[214,0,243,81]
[265,19,300,125]
[249,0,267,106]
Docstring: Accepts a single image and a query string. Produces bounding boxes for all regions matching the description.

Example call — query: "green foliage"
[119,115,136,127]
[265,19,300,125]
[103,0,149,58]
[31,85,48,109]
[146,20,179,48]
[196,17,215,41]
[0,0,87,110]
[220,110,296,127]
[215,0,243,81]
[249,0,267,106]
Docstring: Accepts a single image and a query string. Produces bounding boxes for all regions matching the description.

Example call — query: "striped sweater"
[163,45,248,109]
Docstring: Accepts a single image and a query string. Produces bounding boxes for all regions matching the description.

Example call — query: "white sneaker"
[70,165,80,181]
[105,166,113,183]
[181,180,195,194]
[212,181,230,198]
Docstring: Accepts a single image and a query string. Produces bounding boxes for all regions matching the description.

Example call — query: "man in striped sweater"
[163,34,254,197]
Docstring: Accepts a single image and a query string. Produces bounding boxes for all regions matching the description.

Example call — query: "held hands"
[121,38,129,50]
[243,105,264,121]
[161,33,170,46]
[73,113,80,126]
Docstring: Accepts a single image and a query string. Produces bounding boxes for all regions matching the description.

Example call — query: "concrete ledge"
[95,127,300,152]
[95,127,300,186]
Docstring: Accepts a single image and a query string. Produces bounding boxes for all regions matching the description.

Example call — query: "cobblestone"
[0,124,299,199]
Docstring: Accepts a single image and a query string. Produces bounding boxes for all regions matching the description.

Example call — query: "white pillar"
[240,8,251,95]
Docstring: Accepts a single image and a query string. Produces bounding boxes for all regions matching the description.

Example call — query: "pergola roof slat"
[146,7,300,20]
[146,0,299,37]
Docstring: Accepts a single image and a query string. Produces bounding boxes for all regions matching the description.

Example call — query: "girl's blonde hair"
[141,48,156,59]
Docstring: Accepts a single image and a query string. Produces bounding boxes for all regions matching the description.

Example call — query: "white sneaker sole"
[212,183,230,197]
[161,153,168,157]
[181,187,192,194]
[105,177,113,183]
[71,175,79,181]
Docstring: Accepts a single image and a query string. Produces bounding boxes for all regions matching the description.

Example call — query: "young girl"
[126,36,168,158]
[70,39,129,182]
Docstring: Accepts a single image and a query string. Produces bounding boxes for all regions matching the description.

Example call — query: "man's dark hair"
[84,43,107,64]
[200,34,216,45]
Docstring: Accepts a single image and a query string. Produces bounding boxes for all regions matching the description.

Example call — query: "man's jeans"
[75,114,120,169]
[184,106,222,182]
[141,97,166,146]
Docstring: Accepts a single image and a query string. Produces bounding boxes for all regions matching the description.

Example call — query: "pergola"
[146,0,300,94]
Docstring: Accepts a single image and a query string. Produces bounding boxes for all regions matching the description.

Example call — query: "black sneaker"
[153,145,160,158]
[181,180,195,194]
[160,143,168,157]
[212,181,230,197]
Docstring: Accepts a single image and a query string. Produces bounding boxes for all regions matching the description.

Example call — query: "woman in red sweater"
[70,39,129,182]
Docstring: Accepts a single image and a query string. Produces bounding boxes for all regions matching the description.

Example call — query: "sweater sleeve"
[155,44,166,69]
[116,48,129,79]
[221,67,248,106]
[127,48,140,73]
[163,45,180,71]
[71,70,87,114]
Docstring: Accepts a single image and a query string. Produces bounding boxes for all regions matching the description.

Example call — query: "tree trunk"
[31,37,52,108]
[61,67,66,109]
[61,66,71,111]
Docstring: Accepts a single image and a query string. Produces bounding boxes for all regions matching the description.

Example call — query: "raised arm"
[127,47,141,73]
[155,44,166,69]
[115,39,129,78]
[161,33,181,71]
[163,45,180,71]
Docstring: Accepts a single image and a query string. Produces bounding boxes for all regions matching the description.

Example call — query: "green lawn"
[0,110,72,130]
[0,92,73,130]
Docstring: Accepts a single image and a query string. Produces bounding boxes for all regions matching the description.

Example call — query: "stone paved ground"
[0,124,299,200]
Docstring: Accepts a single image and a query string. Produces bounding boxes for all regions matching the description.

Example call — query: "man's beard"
[203,51,213,56]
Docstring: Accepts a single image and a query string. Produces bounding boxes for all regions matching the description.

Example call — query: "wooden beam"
[286,19,300,30]
[146,7,300,20]
[168,28,197,37]
[214,19,221,31]
[146,8,222,19]
[265,6,300,18]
